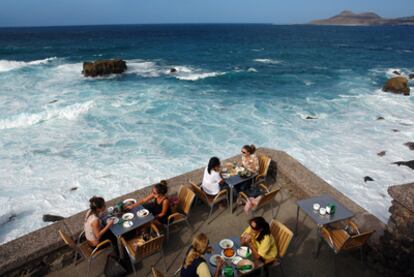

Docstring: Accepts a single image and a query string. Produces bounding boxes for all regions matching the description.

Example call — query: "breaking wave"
[0,57,57,73]
[253,58,282,64]
[0,101,94,130]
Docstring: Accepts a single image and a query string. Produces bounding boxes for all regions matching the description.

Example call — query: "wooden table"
[295,194,354,257]
[102,204,155,259]
[204,237,264,277]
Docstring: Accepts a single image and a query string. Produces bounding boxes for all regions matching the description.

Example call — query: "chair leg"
[271,202,274,218]
[166,224,170,241]
[185,218,192,231]
[161,250,167,274]
[208,205,214,218]
[72,251,78,265]
[360,246,365,264]
[87,258,92,277]
[279,264,285,277]
[130,258,137,276]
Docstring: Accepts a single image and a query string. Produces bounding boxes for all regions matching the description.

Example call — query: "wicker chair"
[165,185,196,240]
[151,266,165,277]
[120,224,166,275]
[58,230,112,277]
[189,180,228,219]
[254,155,271,187]
[320,220,375,263]
[238,184,280,218]
[267,220,294,276]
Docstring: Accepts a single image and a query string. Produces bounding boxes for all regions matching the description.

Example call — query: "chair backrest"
[258,155,271,178]
[136,234,165,260]
[270,220,293,258]
[189,181,211,206]
[58,230,78,251]
[340,231,375,252]
[151,266,165,277]
[257,188,280,208]
[178,185,196,216]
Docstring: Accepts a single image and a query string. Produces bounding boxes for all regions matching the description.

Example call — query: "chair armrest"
[213,189,228,203]
[239,192,249,203]
[168,212,186,224]
[258,183,270,193]
[151,223,161,236]
[321,227,334,248]
[347,220,361,234]
[77,230,85,245]
[255,174,265,182]
[91,239,112,256]
[120,237,135,258]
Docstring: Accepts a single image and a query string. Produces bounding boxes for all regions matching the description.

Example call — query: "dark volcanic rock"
[409,73,414,80]
[404,142,414,150]
[48,99,58,104]
[392,160,414,170]
[70,187,78,191]
[170,68,177,73]
[377,151,386,157]
[364,176,374,182]
[376,116,385,120]
[305,116,318,120]
[392,129,399,132]
[392,70,401,76]
[382,77,410,95]
[42,214,65,222]
[82,59,127,77]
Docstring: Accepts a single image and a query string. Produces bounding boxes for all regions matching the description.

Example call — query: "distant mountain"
[310,10,414,26]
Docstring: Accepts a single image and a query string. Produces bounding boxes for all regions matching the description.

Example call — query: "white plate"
[219,239,234,249]
[107,206,114,213]
[137,209,149,217]
[232,256,243,265]
[122,213,134,220]
[108,217,119,224]
[123,221,133,228]
[123,198,137,205]
[237,259,254,273]
[209,254,222,266]
[237,247,250,258]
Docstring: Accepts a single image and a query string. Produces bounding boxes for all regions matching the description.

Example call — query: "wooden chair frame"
[190,180,228,219]
[238,184,280,218]
[267,220,294,277]
[120,224,166,275]
[164,185,196,240]
[59,229,112,277]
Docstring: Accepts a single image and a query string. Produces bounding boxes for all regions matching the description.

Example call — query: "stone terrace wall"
[0,148,386,276]
[376,183,414,277]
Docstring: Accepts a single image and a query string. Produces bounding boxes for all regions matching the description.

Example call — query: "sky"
[0,0,413,27]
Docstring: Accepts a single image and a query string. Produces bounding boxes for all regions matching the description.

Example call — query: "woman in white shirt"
[201,157,225,196]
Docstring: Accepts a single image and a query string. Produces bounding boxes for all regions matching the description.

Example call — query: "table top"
[296,194,354,226]
[204,237,263,277]
[225,174,256,188]
[103,205,155,237]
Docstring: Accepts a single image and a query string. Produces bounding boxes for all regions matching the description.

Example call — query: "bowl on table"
[136,209,149,217]
[313,203,320,211]
[123,198,137,206]
[219,239,234,249]
[319,207,327,215]
[221,248,236,259]
[232,256,243,265]
[107,206,114,213]
[237,246,251,258]
[122,221,133,228]
[122,212,134,220]
[209,254,223,266]
[237,259,254,274]
[107,216,119,224]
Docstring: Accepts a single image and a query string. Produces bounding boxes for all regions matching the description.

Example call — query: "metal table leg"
[295,206,300,234]
[230,186,233,214]
[117,236,124,259]
[313,225,323,258]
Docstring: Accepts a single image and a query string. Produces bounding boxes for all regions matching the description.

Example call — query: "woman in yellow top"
[240,217,277,263]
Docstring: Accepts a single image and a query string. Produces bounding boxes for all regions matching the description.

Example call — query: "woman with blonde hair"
[241,144,259,174]
[180,233,223,277]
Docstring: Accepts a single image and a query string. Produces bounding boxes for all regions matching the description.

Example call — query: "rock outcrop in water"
[82,59,127,77]
[382,77,410,96]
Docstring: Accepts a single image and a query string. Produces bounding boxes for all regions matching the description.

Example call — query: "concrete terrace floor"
[48,184,380,277]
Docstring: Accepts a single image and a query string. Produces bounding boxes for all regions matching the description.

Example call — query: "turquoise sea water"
[0,24,413,243]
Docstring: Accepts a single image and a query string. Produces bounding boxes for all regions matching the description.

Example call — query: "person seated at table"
[181,233,223,277]
[241,144,259,174]
[201,157,225,196]
[127,180,171,226]
[84,196,118,253]
[240,217,277,263]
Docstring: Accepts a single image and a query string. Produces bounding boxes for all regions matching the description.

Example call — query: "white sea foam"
[247,67,257,72]
[175,71,225,81]
[0,57,56,73]
[253,58,282,64]
[0,101,94,130]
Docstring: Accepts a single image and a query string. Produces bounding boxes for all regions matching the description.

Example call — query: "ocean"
[0,24,413,244]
